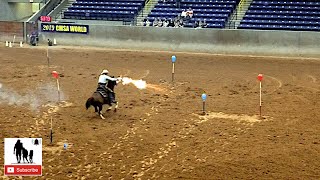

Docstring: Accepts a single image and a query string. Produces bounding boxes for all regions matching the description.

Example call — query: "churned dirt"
[0,45,319,179]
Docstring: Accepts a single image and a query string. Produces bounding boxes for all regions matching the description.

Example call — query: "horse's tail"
[86,97,94,109]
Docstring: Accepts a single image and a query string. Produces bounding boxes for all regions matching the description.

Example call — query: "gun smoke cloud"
[0,82,67,112]
[121,77,147,90]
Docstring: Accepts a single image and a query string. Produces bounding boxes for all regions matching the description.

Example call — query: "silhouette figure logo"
[4,138,42,176]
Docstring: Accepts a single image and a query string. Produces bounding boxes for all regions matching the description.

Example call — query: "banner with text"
[41,23,89,34]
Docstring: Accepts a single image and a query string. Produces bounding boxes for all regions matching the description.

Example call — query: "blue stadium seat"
[239,0,320,31]
[251,1,320,7]
[181,0,237,5]
[146,0,239,28]
[63,0,145,21]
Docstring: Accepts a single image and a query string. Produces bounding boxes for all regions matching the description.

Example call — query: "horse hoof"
[100,114,105,119]
[114,108,117,112]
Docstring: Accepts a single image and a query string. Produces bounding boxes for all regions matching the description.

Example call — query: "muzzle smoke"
[0,82,66,112]
[121,77,147,89]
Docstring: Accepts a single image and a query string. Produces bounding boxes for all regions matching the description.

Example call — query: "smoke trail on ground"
[0,82,67,112]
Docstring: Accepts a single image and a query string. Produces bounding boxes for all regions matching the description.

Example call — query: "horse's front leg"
[107,104,112,112]
[106,102,118,112]
[114,101,118,112]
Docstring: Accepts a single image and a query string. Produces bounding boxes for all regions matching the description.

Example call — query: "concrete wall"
[32,3,41,13]
[0,21,24,42]
[0,2,34,21]
[0,0,16,21]
[39,24,320,58]
[9,3,33,21]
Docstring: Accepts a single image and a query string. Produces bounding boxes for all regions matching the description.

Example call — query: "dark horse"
[85,79,118,119]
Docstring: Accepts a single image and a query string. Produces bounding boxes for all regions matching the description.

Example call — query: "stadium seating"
[238,0,320,31]
[146,0,240,28]
[63,0,146,21]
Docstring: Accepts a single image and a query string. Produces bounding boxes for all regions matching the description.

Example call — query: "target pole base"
[172,73,174,82]
[259,106,262,118]
[50,130,53,144]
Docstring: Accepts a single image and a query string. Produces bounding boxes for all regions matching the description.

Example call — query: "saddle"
[96,86,108,98]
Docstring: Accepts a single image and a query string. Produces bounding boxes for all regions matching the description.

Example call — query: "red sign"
[257,74,263,81]
[4,165,42,176]
[52,71,59,79]
[40,16,51,22]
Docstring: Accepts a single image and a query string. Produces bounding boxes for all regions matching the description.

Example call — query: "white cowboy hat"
[101,69,109,74]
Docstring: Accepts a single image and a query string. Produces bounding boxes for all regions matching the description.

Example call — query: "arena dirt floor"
[0,45,319,179]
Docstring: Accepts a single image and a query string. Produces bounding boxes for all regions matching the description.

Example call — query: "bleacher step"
[225,0,253,29]
[135,0,158,25]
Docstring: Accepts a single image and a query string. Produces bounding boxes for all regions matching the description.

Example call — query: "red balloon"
[257,74,263,81]
[52,71,59,79]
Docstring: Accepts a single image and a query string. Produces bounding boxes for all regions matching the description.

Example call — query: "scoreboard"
[40,16,51,22]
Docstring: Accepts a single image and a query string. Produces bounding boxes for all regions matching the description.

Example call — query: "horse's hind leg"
[98,104,105,119]
[95,105,100,116]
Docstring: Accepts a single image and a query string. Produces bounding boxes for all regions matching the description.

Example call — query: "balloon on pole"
[171,55,176,63]
[64,143,68,150]
[52,71,60,102]
[201,93,207,114]
[257,74,263,117]
[201,93,207,101]
[257,74,263,81]
[52,71,59,79]
[171,55,176,82]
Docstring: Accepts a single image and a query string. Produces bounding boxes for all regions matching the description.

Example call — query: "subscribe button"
[4,165,42,176]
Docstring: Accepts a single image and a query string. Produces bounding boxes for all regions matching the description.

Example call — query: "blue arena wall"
[39,24,320,58]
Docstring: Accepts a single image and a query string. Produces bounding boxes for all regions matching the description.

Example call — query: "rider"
[30,29,39,46]
[98,69,121,104]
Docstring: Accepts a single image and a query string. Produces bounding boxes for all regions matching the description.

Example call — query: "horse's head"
[107,76,118,90]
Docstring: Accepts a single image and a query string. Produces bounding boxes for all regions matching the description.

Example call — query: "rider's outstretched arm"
[106,76,117,81]
[106,76,121,81]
